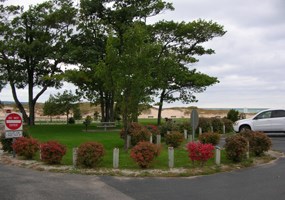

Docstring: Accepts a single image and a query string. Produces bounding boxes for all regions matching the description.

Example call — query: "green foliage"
[227,109,239,122]
[120,123,151,146]
[73,106,82,120]
[222,118,234,133]
[198,132,220,146]
[76,142,105,168]
[224,135,248,162]
[12,137,40,159]
[198,118,212,132]
[130,141,160,168]
[165,131,184,148]
[0,127,30,153]
[159,121,179,137]
[83,115,92,131]
[239,131,272,156]
[211,117,223,134]
[68,117,75,124]
[40,141,67,164]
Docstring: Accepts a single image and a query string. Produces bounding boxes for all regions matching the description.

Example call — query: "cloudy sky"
[1,0,285,109]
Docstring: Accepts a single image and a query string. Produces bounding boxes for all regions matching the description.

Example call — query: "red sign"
[5,113,23,131]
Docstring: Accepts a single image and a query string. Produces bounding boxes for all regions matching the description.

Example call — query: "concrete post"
[210,126,214,132]
[113,148,119,169]
[168,147,174,168]
[150,134,153,144]
[127,135,131,149]
[215,146,221,165]
[223,125,226,134]
[72,147,78,168]
[156,135,161,145]
[199,127,202,136]
[184,129,187,139]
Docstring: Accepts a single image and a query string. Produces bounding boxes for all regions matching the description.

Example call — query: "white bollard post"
[73,147,78,168]
[188,135,192,142]
[168,147,174,168]
[113,148,119,169]
[156,135,161,145]
[150,134,153,143]
[210,126,214,132]
[223,125,226,134]
[199,127,202,136]
[184,129,187,139]
[215,146,221,165]
[127,135,131,149]
[167,131,170,135]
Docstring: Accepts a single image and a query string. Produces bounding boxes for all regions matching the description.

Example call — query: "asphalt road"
[1,137,285,200]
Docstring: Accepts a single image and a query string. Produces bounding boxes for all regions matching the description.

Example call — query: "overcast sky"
[1,0,285,109]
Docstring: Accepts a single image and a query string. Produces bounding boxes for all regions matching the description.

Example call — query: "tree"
[227,109,239,122]
[0,0,76,125]
[73,105,82,120]
[44,90,80,123]
[150,20,226,125]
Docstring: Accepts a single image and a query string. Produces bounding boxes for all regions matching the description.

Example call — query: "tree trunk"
[10,83,29,124]
[157,90,165,125]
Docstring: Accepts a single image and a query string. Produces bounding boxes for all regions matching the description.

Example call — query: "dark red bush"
[187,142,215,166]
[130,141,160,168]
[12,137,39,159]
[40,141,66,164]
[76,142,105,168]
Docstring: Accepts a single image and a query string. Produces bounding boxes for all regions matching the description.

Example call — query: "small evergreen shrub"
[179,121,192,134]
[40,141,67,164]
[165,131,184,148]
[68,117,75,124]
[130,141,160,168]
[211,117,223,134]
[227,109,239,122]
[76,142,105,168]
[198,132,220,146]
[198,118,212,133]
[224,135,248,162]
[12,137,39,159]
[186,142,215,166]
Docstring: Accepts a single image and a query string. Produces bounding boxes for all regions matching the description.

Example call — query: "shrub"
[68,117,75,124]
[211,117,223,134]
[198,132,220,146]
[222,118,234,133]
[159,121,179,137]
[227,109,239,122]
[186,142,215,166]
[0,126,30,153]
[83,115,92,131]
[12,137,39,159]
[239,131,272,156]
[224,135,248,162]
[120,123,151,146]
[250,132,272,156]
[179,121,192,134]
[76,142,105,168]
[198,118,212,133]
[130,141,160,168]
[145,124,160,143]
[165,131,184,148]
[40,141,67,164]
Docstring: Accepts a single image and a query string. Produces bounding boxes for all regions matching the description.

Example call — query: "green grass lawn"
[29,124,228,169]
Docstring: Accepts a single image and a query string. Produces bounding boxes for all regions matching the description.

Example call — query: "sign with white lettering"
[5,113,23,138]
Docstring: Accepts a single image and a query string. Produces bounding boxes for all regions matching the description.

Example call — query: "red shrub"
[12,137,39,159]
[120,123,151,146]
[40,141,66,164]
[130,141,160,168]
[76,142,105,168]
[186,142,215,166]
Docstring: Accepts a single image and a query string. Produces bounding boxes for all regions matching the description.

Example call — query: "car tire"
[239,125,251,132]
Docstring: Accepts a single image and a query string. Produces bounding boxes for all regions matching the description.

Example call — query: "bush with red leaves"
[40,141,66,164]
[187,142,215,166]
[12,137,39,159]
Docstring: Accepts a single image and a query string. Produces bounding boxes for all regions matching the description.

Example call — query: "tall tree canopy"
[0,0,76,125]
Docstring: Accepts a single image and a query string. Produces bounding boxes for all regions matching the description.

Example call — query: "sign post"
[191,109,199,141]
[5,112,23,138]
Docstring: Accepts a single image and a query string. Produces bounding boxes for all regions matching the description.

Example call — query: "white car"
[233,109,285,133]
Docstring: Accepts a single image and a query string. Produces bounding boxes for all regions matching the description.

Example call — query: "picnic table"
[97,122,116,131]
